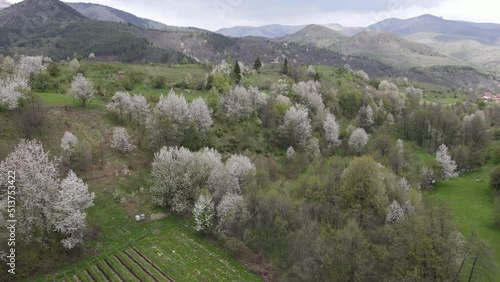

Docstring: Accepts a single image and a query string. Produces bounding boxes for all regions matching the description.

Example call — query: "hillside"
[406,32,500,75]
[0,0,84,27]
[280,24,347,49]
[67,2,198,32]
[368,14,500,45]
[280,26,462,68]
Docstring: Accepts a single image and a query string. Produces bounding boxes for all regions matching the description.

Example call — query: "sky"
[9,0,500,31]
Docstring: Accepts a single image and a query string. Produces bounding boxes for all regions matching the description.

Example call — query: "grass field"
[429,166,500,277]
[424,97,465,104]
[40,216,260,282]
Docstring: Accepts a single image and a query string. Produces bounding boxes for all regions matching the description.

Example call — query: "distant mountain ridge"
[67,2,199,32]
[368,14,500,45]
[216,24,364,38]
[279,24,461,69]
[0,0,498,90]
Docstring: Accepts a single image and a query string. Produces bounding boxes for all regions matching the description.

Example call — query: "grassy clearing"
[424,97,465,104]
[429,166,500,276]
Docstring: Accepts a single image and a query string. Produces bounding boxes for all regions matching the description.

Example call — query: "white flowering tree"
[68,74,94,107]
[151,147,223,213]
[208,165,240,204]
[111,127,135,154]
[271,78,289,96]
[353,70,369,81]
[291,81,324,115]
[248,86,268,110]
[405,87,423,108]
[60,131,79,156]
[151,147,195,213]
[378,80,399,92]
[54,170,95,249]
[0,76,30,110]
[286,146,296,159]
[348,128,369,153]
[0,140,60,239]
[189,97,213,133]
[280,105,312,149]
[129,94,151,128]
[216,193,247,237]
[193,192,215,233]
[16,55,46,79]
[220,86,254,121]
[436,144,458,180]
[385,200,405,224]
[106,92,132,123]
[225,154,256,187]
[323,112,341,148]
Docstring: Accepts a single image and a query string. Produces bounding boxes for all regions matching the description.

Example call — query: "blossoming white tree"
[60,131,79,156]
[385,200,405,224]
[216,193,247,236]
[54,170,95,249]
[0,140,93,248]
[0,76,30,110]
[111,127,135,154]
[220,86,254,121]
[16,55,46,79]
[348,128,369,153]
[0,140,60,239]
[106,91,132,123]
[193,192,215,233]
[68,73,94,107]
[436,144,458,180]
[225,154,256,187]
[280,105,312,149]
[323,112,341,148]
[189,97,213,133]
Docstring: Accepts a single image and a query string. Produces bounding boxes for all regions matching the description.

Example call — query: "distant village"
[482,92,500,103]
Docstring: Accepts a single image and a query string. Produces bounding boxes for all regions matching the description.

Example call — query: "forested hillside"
[0,54,499,281]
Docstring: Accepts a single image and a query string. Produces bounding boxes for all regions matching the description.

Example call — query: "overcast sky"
[10,0,500,30]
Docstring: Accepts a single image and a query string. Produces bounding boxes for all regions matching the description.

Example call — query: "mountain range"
[0,0,498,90]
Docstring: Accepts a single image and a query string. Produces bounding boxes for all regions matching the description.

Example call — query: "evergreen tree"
[253,57,262,73]
[233,60,242,84]
[282,58,288,75]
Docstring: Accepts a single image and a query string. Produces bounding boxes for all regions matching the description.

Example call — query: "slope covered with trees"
[1,53,499,281]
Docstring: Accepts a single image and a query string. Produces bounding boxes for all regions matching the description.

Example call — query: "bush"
[151,75,166,89]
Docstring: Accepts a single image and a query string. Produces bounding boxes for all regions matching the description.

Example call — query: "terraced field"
[46,224,260,282]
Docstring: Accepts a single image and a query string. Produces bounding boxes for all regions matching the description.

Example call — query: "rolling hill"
[279,25,462,68]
